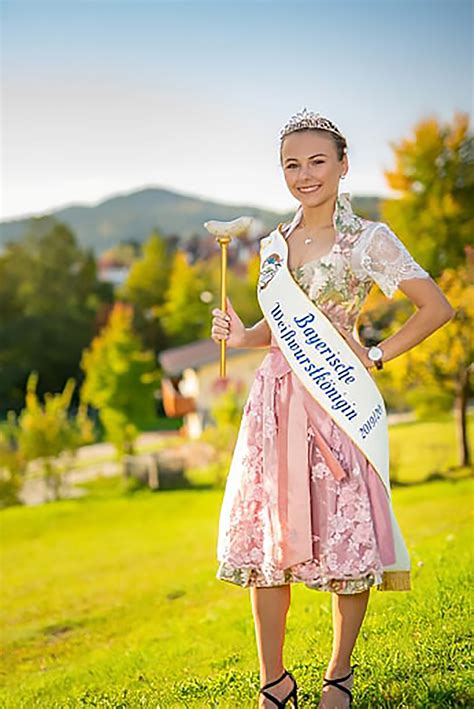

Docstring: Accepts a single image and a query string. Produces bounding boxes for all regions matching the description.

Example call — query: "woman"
[210,108,454,709]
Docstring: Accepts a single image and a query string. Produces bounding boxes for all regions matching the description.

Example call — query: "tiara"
[279,107,346,144]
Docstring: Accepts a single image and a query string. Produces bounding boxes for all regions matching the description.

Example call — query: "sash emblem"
[258,252,283,291]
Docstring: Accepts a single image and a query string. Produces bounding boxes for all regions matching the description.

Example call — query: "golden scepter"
[203,216,256,379]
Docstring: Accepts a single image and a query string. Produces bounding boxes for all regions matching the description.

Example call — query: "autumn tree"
[357,112,473,465]
[381,112,473,277]
[385,248,473,467]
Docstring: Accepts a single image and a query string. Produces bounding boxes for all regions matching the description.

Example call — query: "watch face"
[368,346,383,361]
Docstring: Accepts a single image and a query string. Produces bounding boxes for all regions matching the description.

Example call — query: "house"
[158,338,267,438]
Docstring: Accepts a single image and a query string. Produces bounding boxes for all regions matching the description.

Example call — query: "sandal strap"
[322,665,357,701]
[259,669,296,707]
[260,669,289,691]
[322,678,352,700]
[259,688,288,707]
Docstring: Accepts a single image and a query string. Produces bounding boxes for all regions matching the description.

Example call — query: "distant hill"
[0,186,382,255]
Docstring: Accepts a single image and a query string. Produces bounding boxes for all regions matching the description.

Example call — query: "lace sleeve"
[353,222,430,298]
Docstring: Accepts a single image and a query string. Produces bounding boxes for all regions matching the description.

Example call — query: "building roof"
[159,338,253,376]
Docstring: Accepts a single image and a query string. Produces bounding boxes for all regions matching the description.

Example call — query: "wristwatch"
[367,345,384,370]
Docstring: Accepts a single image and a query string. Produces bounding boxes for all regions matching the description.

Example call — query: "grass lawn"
[388,411,474,483]
[0,418,473,707]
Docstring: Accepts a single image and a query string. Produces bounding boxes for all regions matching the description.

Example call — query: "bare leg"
[318,588,370,709]
[250,584,295,708]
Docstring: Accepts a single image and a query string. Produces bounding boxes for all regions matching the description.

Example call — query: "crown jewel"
[279,107,346,144]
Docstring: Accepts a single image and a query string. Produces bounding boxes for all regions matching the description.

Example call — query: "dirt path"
[19,431,178,506]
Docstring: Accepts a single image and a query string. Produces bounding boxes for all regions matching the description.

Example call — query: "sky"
[1,0,472,220]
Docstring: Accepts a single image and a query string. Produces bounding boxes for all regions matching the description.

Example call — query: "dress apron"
[216,334,404,593]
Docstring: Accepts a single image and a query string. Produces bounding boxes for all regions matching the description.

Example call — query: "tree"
[80,303,160,455]
[356,113,473,459]
[381,112,473,277]
[387,248,473,467]
[118,231,171,351]
[119,231,170,310]
[0,217,112,413]
[159,251,211,346]
[228,251,263,325]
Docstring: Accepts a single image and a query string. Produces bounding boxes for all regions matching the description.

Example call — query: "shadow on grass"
[391,466,473,488]
[77,467,473,502]
[76,473,217,502]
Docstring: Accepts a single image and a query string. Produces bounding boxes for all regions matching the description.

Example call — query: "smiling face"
[280,129,348,206]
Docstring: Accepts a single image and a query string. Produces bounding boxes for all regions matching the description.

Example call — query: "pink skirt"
[216,346,397,594]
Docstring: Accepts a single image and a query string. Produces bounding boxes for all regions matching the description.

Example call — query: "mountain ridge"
[0,185,382,255]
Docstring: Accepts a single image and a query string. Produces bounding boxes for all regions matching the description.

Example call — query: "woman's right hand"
[211,296,247,348]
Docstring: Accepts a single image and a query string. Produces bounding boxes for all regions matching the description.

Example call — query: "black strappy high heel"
[259,668,298,707]
[321,663,358,706]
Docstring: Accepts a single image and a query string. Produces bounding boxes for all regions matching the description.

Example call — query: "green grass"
[388,411,474,483]
[1,417,473,707]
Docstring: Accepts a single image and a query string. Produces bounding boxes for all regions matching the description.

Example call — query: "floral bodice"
[278,192,430,336]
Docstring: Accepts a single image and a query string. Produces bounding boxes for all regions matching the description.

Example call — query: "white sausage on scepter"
[203,216,257,379]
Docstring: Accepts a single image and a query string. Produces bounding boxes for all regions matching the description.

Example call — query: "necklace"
[301,221,334,245]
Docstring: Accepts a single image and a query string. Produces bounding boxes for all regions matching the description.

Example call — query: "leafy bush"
[0,412,26,508]
[200,378,246,487]
[4,373,95,502]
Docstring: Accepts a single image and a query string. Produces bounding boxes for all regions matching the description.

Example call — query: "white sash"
[257,226,411,574]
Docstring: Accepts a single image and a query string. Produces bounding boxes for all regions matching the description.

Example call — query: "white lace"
[352,222,430,298]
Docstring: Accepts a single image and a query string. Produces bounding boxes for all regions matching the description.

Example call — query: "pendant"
[304,237,312,245]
